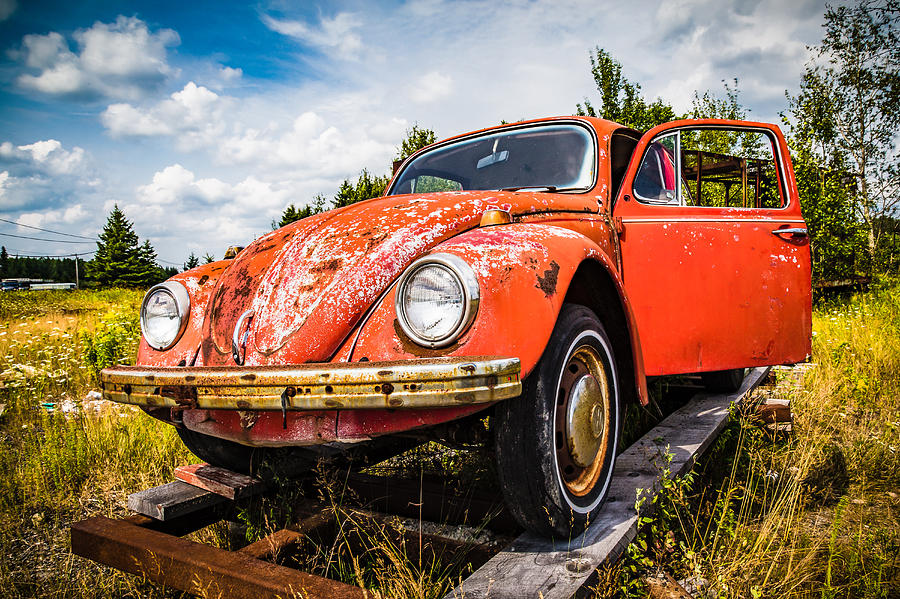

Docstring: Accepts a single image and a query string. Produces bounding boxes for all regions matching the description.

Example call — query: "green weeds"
[593,279,900,598]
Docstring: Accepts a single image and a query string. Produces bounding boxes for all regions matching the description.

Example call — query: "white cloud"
[410,71,452,103]
[101,82,402,179]
[0,0,16,22]
[14,16,179,101]
[102,82,228,149]
[126,164,297,250]
[0,139,96,213]
[262,12,363,60]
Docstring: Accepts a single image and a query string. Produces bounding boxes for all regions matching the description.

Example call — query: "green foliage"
[273,194,328,229]
[395,124,436,162]
[790,0,900,268]
[0,248,86,284]
[332,168,390,209]
[202,252,216,264]
[791,141,866,280]
[85,205,166,289]
[183,252,199,271]
[80,310,140,381]
[576,47,676,131]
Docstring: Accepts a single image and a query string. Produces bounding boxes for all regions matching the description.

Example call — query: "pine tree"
[184,252,200,271]
[87,205,164,288]
[0,246,7,279]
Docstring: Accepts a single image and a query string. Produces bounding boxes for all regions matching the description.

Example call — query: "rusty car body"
[102,116,812,537]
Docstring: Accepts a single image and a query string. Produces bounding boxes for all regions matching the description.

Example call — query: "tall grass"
[1,282,897,598]
[598,280,900,598]
[0,289,194,598]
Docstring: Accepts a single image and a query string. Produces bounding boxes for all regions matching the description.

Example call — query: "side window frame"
[632,126,789,211]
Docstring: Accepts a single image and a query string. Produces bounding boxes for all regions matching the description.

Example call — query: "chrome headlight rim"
[395,253,480,349]
[140,281,191,351]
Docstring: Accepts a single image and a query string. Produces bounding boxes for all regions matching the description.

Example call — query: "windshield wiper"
[499,186,582,192]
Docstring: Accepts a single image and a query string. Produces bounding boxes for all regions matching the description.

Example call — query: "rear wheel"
[494,304,620,537]
[700,368,746,393]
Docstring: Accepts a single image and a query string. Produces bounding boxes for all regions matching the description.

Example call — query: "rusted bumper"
[100,357,521,411]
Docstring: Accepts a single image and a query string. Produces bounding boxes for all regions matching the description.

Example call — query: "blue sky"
[0,0,831,269]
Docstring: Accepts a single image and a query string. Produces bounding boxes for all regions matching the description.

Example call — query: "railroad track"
[71,366,785,598]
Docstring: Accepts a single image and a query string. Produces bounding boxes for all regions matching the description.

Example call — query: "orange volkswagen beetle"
[102,116,811,537]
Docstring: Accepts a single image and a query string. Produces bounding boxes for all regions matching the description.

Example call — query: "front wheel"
[494,304,620,537]
[176,427,316,479]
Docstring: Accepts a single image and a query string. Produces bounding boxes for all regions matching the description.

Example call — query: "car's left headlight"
[140,281,190,350]
[395,253,480,348]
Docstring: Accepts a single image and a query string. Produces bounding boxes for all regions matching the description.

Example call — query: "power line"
[4,249,95,259]
[157,258,183,266]
[0,231,95,243]
[0,217,96,240]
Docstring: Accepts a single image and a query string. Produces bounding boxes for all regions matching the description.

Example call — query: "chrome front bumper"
[100,356,521,411]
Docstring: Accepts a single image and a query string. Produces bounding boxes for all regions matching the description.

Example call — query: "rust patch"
[536,260,560,297]
[311,258,343,273]
[238,409,259,430]
[393,320,460,357]
[197,275,209,286]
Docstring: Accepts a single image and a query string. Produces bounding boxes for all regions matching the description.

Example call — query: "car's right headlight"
[140,281,190,350]
[395,253,479,348]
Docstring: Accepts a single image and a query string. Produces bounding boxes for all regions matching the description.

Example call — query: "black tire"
[494,304,620,538]
[700,368,746,393]
[176,427,315,479]
[176,427,266,475]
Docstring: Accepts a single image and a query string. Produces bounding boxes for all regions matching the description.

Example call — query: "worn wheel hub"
[566,374,605,467]
[554,344,611,497]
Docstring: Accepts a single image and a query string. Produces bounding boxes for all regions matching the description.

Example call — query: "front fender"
[136,261,230,367]
[342,224,647,403]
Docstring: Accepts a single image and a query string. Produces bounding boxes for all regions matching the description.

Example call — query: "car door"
[612,119,811,377]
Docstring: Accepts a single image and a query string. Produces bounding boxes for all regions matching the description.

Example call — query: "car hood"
[200,190,598,366]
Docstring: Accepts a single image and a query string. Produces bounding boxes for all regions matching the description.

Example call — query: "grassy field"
[0,283,897,598]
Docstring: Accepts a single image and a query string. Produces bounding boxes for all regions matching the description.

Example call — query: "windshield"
[388,123,596,195]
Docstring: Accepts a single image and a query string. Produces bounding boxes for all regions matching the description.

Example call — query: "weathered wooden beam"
[70,516,371,599]
[127,480,226,521]
[756,397,792,424]
[174,463,268,500]
[449,366,770,599]
[238,509,335,561]
[645,572,694,599]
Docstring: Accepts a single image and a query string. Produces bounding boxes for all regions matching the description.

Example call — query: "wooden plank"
[127,480,226,521]
[449,366,770,599]
[238,528,307,562]
[756,397,791,424]
[238,509,335,561]
[71,516,370,599]
[646,572,694,599]
[174,463,267,500]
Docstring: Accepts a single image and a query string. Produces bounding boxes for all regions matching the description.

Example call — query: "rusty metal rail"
[71,366,778,598]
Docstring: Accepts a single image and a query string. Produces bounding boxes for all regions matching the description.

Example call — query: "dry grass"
[1,282,897,598]
[594,279,900,598]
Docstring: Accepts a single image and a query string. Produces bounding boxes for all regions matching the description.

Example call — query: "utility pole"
[74,254,79,289]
